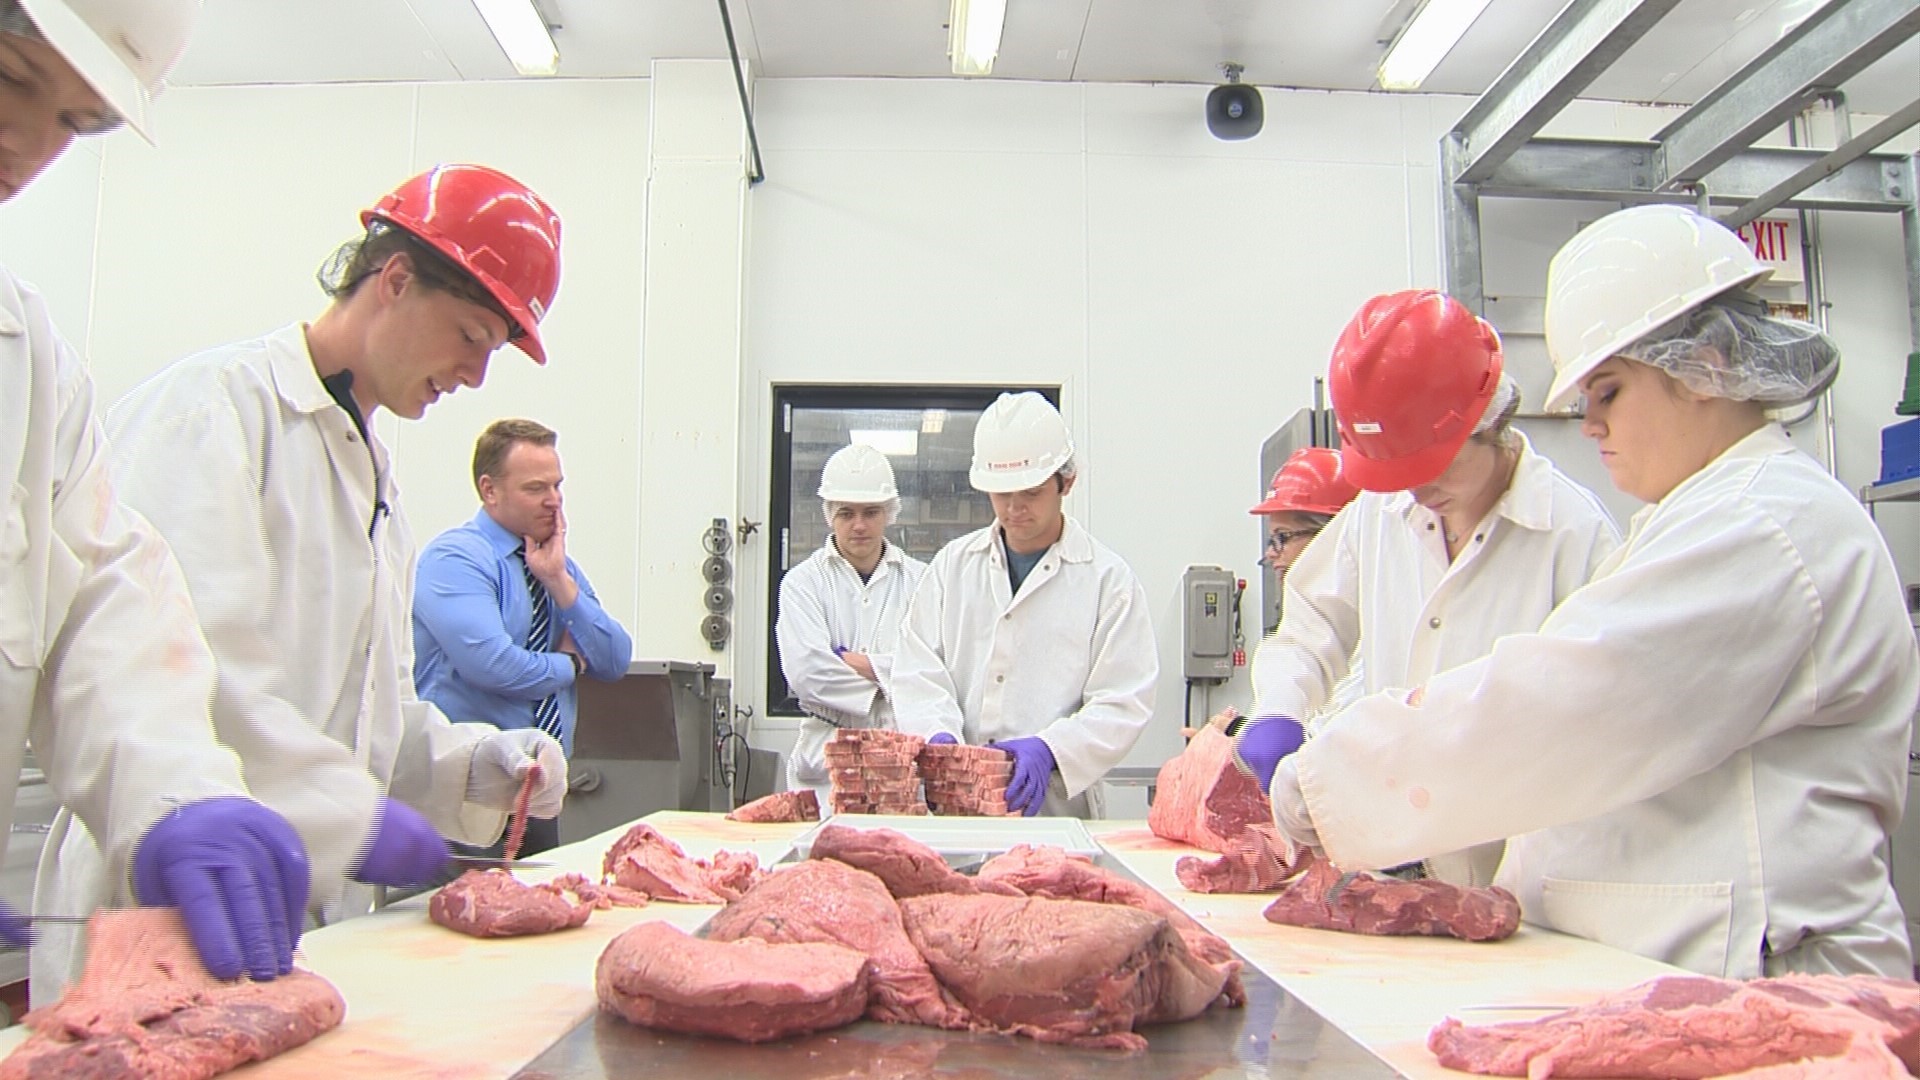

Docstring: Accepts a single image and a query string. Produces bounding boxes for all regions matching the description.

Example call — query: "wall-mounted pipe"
[718,0,765,185]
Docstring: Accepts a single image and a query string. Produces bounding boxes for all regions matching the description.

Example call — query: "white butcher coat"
[776,539,927,798]
[0,264,251,979]
[890,518,1157,818]
[1287,426,1916,979]
[1253,432,1620,884]
[34,324,506,1000]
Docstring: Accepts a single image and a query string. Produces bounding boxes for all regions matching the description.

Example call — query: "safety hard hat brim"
[819,490,897,504]
[970,463,1059,494]
[18,0,154,141]
[1249,492,1346,516]
[1339,430,1464,494]
[1544,266,1772,413]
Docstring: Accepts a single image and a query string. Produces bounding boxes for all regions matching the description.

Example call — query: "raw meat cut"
[826,729,928,815]
[430,869,594,936]
[1147,724,1270,854]
[547,872,650,909]
[705,858,969,1029]
[809,823,1021,899]
[504,765,538,862]
[1263,858,1518,942]
[899,892,1221,1052]
[976,844,1244,1007]
[1176,826,1306,894]
[1,908,344,1080]
[917,743,1016,817]
[602,823,766,903]
[726,790,821,823]
[1428,973,1920,1078]
[595,921,871,1043]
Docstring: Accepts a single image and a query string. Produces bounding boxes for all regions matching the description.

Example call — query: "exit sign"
[1732,215,1804,286]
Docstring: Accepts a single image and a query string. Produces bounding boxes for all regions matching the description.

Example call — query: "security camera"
[1206,62,1263,141]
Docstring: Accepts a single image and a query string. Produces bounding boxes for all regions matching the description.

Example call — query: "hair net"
[1472,373,1520,436]
[824,498,901,526]
[1623,292,1839,405]
[1055,455,1079,483]
[0,4,41,39]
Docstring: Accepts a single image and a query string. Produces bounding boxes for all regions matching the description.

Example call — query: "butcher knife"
[447,855,556,870]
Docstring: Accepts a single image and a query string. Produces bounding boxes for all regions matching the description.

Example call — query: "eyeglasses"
[1265,528,1319,552]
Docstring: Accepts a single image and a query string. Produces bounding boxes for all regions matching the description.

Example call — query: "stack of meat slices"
[917,741,1015,817]
[826,728,929,815]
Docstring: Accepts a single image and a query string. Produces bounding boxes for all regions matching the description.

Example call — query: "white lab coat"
[0,264,250,960]
[775,539,927,798]
[1253,431,1620,884]
[33,324,505,1001]
[1288,426,1916,979]
[890,518,1157,818]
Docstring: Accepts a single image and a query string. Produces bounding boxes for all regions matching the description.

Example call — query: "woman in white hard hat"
[891,392,1157,818]
[1264,204,1915,979]
[0,0,313,985]
[776,443,929,799]
[1238,289,1621,885]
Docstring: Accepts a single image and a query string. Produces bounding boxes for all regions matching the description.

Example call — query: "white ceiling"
[173,0,1920,118]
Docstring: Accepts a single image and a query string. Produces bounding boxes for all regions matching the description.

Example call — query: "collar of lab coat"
[1388,429,1555,534]
[266,323,346,418]
[1632,423,1795,532]
[470,507,531,559]
[965,516,1095,565]
[825,537,906,576]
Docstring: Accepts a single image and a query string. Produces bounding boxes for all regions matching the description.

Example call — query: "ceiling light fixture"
[949,0,1007,77]
[1377,0,1495,91]
[472,0,559,76]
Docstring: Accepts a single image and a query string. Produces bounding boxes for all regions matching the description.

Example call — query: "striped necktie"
[517,546,564,740]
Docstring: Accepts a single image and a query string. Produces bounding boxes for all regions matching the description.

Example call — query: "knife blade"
[448,855,556,870]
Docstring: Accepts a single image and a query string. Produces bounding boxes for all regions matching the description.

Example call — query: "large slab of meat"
[898,892,1224,1052]
[1262,857,1519,942]
[705,858,969,1029]
[0,908,344,1080]
[1147,724,1271,854]
[977,843,1244,1008]
[602,822,766,903]
[429,869,617,937]
[825,729,929,815]
[917,743,1015,817]
[1175,825,1305,894]
[1429,973,1920,1078]
[596,921,872,1044]
[726,789,821,823]
[809,823,1020,899]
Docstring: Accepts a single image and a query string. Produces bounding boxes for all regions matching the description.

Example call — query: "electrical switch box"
[1182,565,1236,681]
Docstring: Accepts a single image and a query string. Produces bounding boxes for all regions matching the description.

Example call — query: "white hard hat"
[1544,204,1771,412]
[818,443,899,503]
[16,0,203,142]
[969,392,1072,493]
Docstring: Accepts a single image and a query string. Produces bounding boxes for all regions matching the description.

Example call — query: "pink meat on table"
[1429,973,1920,1078]
[1175,825,1307,894]
[596,922,871,1043]
[1262,858,1519,941]
[602,822,766,903]
[429,869,597,937]
[1,908,344,1080]
[809,823,1021,899]
[1147,724,1271,854]
[706,858,970,1029]
[726,789,821,823]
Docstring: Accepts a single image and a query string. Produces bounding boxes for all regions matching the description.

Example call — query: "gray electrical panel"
[1182,565,1237,681]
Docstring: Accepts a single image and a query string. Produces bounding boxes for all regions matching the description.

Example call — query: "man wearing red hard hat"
[35,165,570,1000]
[1236,290,1620,887]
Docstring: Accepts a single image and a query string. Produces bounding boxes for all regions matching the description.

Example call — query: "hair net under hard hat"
[1620,290,1838,406]
[1473,374,1519,436]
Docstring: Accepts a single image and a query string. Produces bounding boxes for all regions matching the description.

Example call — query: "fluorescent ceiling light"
[949,0,1007,77]
[921,409,947,434]
[1378,0,1495,90]
[850,429,920,456]
[472,0,559,76]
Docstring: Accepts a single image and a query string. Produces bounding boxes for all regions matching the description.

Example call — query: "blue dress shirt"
[413,509,634,755]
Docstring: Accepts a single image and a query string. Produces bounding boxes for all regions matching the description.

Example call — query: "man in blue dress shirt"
[415,419,634,855]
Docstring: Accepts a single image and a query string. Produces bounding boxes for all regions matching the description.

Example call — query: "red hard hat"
[363,164,563,365]
[1328,290,1502,492]
[1249,447,1359,516]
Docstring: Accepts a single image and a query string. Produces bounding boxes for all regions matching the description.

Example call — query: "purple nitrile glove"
[1233,715,1307,795]
[132,797,311,983]
[0,904,28,949]
[992,736,1055,817]
[926,733,958,746]
[352,798,452,888]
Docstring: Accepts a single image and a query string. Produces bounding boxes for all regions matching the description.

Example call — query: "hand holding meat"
[1269,758,1322,855]
[469,728,568,816]
[351,797,452,887]
[992,736,1055,817]
[131,797,310,982]
[1232,715,1305,794]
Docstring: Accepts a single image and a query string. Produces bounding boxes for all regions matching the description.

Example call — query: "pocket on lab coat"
[1541,876,1734,976]
[0,483,38,668]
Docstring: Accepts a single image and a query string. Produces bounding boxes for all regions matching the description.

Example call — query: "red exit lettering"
[1736,219,1792,262]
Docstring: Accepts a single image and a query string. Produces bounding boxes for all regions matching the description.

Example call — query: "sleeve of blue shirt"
[555,559,633,679]
[414,534,572,699]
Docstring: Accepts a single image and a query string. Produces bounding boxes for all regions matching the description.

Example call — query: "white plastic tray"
[785,813,1102,859]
